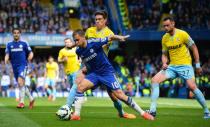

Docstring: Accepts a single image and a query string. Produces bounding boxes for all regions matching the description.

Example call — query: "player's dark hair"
[163,16,174,22]
[73,29,85,37]
[48,55,54,60]
[94,10,108,19]
[12,27,21,33]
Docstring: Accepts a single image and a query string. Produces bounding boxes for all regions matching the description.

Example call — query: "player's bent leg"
[107,89,136,119]
[77,78,94,93]
[112,89,154,120]
[186,79,210,119]
[149,71,168,115]
[70,78,94,121]
[67,73,85,120]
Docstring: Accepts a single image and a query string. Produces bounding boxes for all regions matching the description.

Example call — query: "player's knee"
[152,77,157,83]
[151,77,159,84]
[18,77,24,86]
[109,92,118,101]
[113,90,125,100]
[188,84,197,91]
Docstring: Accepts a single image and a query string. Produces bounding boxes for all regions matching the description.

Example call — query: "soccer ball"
[56,105,73,120]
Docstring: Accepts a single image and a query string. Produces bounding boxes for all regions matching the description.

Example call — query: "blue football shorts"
[161,65,195,80]
[13,65,27,80]
[85,72,121,90]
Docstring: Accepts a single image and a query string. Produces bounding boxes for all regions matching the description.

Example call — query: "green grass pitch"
[0,97,210,127]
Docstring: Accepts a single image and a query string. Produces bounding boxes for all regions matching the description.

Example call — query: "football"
[56,105,73,120]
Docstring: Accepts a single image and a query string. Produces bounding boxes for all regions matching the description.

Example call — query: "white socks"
[74,96,86,116]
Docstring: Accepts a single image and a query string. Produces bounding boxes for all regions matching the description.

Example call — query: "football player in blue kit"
[5,28,35,109]
[71,29,154,120]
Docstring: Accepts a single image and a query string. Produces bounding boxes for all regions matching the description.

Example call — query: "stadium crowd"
[126,0,161,30]
[79,0,106,30]
[168,0,210,30]
[127,0,210,30]
[0,0,70,34]
[1,55,210,99]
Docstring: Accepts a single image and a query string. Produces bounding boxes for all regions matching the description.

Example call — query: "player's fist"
[162,63,168,70]
[195,67,202,75]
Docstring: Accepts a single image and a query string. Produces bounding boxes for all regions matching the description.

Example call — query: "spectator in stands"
[1,71,10,97]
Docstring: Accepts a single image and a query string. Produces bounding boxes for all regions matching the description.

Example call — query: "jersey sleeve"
[183,31,195,47]
[161,37,168,53]
[58,50,63,61]
[25,42,32,54]
[91,37,109,49]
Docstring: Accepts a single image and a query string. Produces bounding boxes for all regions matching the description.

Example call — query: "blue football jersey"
[5,40,32,67]
[76,37,115,74]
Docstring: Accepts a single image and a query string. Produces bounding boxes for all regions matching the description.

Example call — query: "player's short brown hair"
[12,27,21,33]
[94,10,108,19]
[73,29,85,37]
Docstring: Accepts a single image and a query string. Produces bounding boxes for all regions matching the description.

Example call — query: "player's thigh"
[152,67,176,83]
[78,73,99,93]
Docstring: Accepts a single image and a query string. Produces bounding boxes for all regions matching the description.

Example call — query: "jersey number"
[111,81,120,89]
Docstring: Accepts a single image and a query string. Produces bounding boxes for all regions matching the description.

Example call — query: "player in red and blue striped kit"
[5,28,35,109]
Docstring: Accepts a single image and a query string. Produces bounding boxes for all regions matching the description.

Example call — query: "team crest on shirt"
[176,38,180,42]
[19,45,23,48]
[10,45,13,48]
[90,49,94,53]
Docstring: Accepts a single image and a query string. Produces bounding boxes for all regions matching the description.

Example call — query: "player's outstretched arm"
[108,35,130,43]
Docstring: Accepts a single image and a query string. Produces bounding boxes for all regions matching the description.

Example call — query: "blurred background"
[0,0,210,99]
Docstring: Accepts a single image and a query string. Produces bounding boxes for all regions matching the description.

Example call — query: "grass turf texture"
[0,97,210,127]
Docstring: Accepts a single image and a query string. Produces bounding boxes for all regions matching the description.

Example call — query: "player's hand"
[162,63,168,70]
[63,57,68,62]
[119,35,130,41]
[195,67,202,75]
